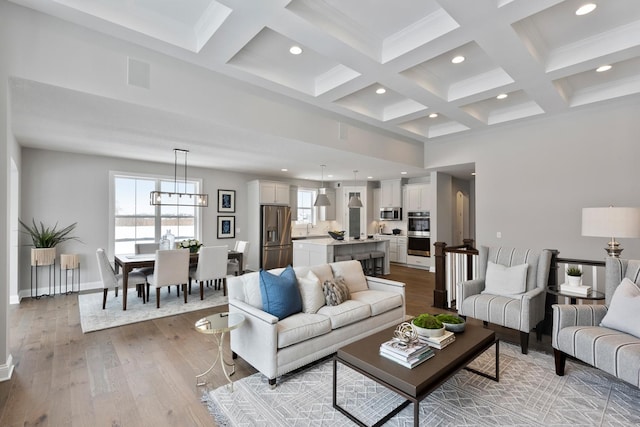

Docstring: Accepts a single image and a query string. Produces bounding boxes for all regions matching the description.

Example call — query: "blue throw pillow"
[259,265,302,320]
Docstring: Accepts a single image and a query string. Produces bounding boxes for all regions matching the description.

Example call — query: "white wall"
[425,97,640,260]
[19,148,260,297]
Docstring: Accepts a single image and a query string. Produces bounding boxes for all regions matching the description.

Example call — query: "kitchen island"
[293,238,390,274]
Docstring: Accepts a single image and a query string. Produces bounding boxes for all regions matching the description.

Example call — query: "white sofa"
[228,260,406,387]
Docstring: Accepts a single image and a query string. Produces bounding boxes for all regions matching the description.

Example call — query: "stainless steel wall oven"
[407,211,430,257]
[408,236,430,257]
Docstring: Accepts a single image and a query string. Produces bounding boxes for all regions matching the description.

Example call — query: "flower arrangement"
[179,239,203,253]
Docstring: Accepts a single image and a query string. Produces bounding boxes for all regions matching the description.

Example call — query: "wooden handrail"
[434,239,477,309]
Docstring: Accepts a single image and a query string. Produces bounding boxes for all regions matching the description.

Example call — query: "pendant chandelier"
[150,149,209,207]
[348,170,363,208]
[313,164,331,207]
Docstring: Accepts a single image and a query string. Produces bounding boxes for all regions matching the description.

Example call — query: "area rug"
[79,285,228,333]
[204,342,640,426]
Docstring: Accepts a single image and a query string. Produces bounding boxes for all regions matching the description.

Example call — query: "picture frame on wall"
[217,216,235,239]
[217,189,236,213]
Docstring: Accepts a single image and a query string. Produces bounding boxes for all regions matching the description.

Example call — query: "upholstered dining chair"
[96,248,148,309]
[190,246,229,298]
[134,242,159,276]
[146,249,190,308]
[227,240,250,276]
[457,246,552,354]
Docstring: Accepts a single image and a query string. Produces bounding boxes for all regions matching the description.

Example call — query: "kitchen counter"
[292,238,390,274]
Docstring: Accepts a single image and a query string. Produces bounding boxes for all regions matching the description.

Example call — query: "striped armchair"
[457,246,552,354]
[552,258,640,388]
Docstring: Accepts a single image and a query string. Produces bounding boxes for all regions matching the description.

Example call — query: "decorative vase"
[189,246,200,254]
[31,247,56,266]
[412,324,446,338]
[567,275,582,287]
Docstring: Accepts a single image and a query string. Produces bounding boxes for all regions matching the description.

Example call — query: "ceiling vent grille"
[127,57,150,89]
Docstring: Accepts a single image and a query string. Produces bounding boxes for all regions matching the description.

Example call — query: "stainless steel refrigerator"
[260,205,293,270]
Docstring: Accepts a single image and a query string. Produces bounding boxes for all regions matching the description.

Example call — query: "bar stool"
[334,255,352,262]
[370,251,385,276]
[60,254,80,294]
[352,252,372,275]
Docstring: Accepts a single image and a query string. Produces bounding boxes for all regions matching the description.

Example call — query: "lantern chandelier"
[150,148,209,207]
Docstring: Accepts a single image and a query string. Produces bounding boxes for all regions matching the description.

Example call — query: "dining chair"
[190,246,229,299]
[146,249,190,308]
[227,241,250,276]
[134,242,159,277]
[96,248,147,309]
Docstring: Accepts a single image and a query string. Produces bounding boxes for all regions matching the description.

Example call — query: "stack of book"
[560,283,591,296]
[379,339,434,368]
[419,330,456,350]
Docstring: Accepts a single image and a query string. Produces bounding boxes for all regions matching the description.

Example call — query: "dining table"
[114,250,243,310]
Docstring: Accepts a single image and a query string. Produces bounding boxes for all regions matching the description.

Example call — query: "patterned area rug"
[78,286,228,333]
[204,342,640,426]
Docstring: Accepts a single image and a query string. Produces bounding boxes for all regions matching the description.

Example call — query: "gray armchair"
[457,246,552,354]
[552,258,640,388]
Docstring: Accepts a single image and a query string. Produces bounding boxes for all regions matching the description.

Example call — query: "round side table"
[547,285,605,305]
[194,312,245,390]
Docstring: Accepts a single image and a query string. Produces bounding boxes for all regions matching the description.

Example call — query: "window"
[296,188,316,224]
[112,173,201,254]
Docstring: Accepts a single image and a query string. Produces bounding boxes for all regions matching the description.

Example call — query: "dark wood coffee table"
[333,323,498,426]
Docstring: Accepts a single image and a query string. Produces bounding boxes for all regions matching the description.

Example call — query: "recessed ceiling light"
[289,45,302,55]
[451,55,465,64]
[496,93,508,100]
[327,174,333,178]
[400,171,408,175]
[576,3,596,15]
[367,176,373,179]
[376,87,386,94]
[281,168,288,172]
[429,113,439,118]
[596,64,612,72]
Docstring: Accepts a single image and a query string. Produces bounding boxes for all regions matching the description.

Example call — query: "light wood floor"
[0,264,551,426]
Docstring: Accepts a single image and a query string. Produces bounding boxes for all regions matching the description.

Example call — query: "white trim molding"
[0,354,15,382]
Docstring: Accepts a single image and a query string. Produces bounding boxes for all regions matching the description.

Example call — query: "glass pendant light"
[348,170,363,208]
[313,164,331,207]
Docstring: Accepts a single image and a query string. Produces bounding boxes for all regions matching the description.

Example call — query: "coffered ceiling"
[8,0,640,181]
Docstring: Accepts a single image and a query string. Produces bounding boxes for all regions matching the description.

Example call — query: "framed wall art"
[217,189,236,213]
[217,216,235,239]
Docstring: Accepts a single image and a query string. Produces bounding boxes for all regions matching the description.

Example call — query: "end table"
[194,312,245,390]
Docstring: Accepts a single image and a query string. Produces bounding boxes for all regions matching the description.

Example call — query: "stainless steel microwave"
[380,207,402,221]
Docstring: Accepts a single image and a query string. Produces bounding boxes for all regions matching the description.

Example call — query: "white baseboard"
[16,280,103,302]
[0,354,14,382]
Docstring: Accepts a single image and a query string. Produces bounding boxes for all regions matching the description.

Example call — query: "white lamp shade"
[314,192,331,207]
[348,195,363,208]
[582,207,640,238]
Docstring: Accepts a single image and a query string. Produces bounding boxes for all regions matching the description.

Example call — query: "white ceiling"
[8,0,640,182]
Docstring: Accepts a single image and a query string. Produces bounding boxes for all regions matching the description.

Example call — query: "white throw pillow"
[600,278,640,338]
[331,260,368,293]
[297,270,325,313]
[482,261,529,296]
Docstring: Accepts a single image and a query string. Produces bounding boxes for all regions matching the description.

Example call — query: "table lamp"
[582,206,640,257]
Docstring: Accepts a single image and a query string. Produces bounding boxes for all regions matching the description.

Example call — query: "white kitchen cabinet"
[378,235,407,264]
[406,183,431,212]
[397,236,407,264]
[259,181,290,205]
[293,241,330,267]
[380,179,402,208]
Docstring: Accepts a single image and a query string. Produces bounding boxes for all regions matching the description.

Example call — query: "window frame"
[295,187,317,226]
[109,171,203,257]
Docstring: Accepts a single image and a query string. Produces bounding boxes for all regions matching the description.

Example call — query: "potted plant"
[178,239,203,253]
[412,313,445,338]
[435,313,466,333]
[19,219,79,266]
[566,266,583,287]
